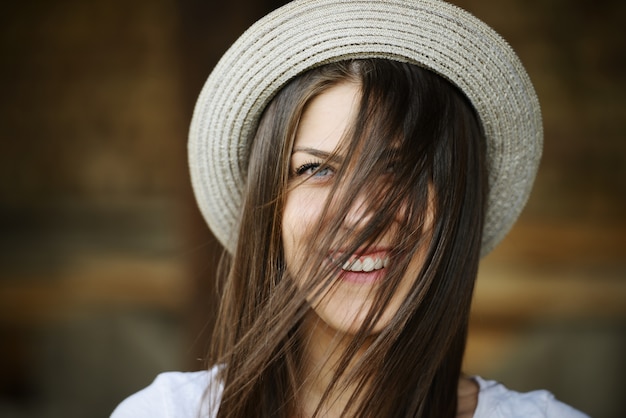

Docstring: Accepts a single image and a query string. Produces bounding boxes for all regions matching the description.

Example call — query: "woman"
[113,0,588,417]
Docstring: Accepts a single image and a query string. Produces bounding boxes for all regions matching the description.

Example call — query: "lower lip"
[339,268,386,284]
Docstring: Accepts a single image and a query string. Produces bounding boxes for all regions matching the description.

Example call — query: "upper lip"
[330,247,390,259]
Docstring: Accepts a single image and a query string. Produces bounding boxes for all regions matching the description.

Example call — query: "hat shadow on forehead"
[188,0,542,257]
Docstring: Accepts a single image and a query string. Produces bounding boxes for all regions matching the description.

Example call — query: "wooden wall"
[0,0,623,416]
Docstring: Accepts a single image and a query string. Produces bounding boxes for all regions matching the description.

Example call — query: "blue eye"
[294,162,334,179]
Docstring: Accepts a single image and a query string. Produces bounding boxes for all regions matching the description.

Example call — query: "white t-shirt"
[111,368,589,417]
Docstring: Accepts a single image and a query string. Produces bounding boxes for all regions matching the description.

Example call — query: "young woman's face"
[282,81,430,336]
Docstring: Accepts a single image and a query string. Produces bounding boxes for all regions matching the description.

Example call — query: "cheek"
[281,188,327,267]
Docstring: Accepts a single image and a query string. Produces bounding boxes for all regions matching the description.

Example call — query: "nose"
[343,193,373,228]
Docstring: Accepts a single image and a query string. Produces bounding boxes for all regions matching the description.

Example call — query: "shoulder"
[110,367,222,418]
[473,376,589,418]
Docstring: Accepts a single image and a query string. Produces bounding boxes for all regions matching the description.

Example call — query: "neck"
[298,311,479,418]
[299,311,374,417]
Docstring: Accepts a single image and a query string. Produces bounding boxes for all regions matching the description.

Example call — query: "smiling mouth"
[340,254,390,272]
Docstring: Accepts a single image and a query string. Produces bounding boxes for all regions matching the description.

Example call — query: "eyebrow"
[291,147,344,164]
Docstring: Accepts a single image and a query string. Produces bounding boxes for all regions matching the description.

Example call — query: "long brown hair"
[207,59,487,417]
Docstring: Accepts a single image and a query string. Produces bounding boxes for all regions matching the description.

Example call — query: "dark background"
[0,0,624,417]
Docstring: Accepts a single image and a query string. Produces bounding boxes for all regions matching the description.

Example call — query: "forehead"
[294,82,361,153]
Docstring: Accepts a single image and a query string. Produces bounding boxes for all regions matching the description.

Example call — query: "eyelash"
[292,159,396,179]
[293,160,334,178]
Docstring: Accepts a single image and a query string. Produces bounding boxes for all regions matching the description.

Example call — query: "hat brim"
[188,0,542,256]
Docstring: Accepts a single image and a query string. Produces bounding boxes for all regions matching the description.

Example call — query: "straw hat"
[188,0,542,256]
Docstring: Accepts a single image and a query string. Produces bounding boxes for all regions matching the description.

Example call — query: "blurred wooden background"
[0,0,624,417]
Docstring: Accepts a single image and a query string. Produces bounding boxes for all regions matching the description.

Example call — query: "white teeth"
[342,256,389,272]
[351,259,363,271]
[374,258,383,270]
[362,257,374,272]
